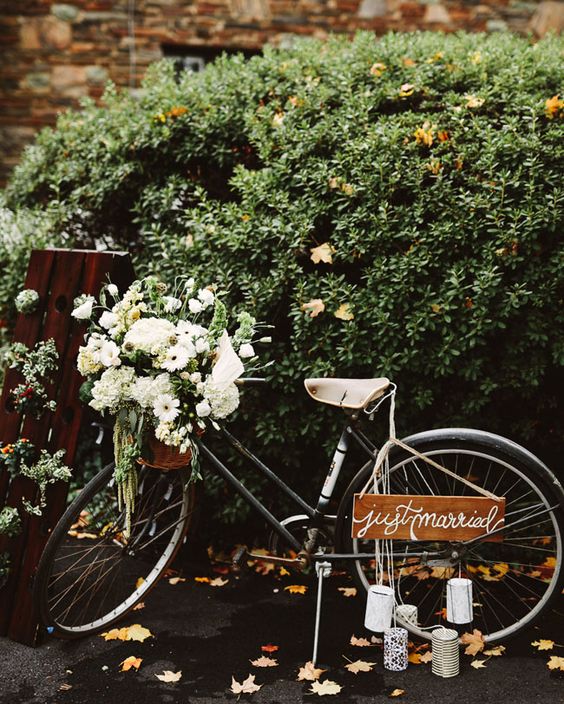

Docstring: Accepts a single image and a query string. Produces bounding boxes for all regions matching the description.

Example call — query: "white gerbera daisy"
[161,344,190,372]
[153,394,180,423]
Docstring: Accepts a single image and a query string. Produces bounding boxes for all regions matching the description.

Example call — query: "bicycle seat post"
[312,561,332,666]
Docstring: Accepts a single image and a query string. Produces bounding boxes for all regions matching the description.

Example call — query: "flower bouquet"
[73,276,268,531]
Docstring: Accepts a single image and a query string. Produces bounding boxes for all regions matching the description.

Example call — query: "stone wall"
[1,0,562,185]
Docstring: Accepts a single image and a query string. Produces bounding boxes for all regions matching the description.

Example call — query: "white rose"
[99,311,118,330]
[107,284,119,297]
[198,288,215,308]
[195,400,211,417]
[188,298,203,314]
[99,341,121,367]
[72,299,94,320]
[189,372,202,384]
[239,343,255,359]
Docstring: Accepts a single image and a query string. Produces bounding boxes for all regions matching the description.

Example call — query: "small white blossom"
[184,277,195,292]
[72,298,94,320]
[195,400,212,417]
[99,311,118,330]
[195,337,209,354]
[188,298,203,314]
[155,421,173,441]
[239,343,255,359]
[99,341,121,367]
[189,372,202,384]
[106,284,119,297]
[153,394,180,423]
[164,296,182,313]
[198,288,215,308]
[258,336,272,343]
[161,344,190,372]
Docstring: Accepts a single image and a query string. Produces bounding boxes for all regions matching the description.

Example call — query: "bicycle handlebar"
[235,378,268,387]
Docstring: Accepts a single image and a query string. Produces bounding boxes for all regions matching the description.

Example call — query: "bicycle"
[34,376,564,645]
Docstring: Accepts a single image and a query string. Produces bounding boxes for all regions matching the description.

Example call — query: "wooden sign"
[352,494,505,542]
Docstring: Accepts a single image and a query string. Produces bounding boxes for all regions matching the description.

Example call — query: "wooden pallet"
[0,249,134,645]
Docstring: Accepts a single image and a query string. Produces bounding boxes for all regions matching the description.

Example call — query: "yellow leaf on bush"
[545,95,563,119]
[334,304,353,321]
[301,299,325,318]
[465,95,485,108]
[285,584,307,594]
[120,656,142,672]
[399,83,415,97]
[309,679,342,696]
[370,62,386,77]
[310,242,335,264]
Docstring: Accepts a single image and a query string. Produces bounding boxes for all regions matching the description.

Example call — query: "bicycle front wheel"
[35,462,195,638]
[336,428,564,643]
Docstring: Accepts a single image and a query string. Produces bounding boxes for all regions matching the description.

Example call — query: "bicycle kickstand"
[312,561,332,666]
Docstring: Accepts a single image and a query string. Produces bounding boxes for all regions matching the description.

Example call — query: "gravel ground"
[0,556,562,704]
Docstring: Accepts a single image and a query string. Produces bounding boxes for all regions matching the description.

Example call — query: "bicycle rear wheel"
[336,428,564,643]
[35,462,195,638]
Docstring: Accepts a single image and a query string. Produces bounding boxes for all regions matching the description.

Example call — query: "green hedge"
[2,31,563,526]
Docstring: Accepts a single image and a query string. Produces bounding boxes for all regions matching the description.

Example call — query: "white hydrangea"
[130,373,172,409]
[89,367,136,413]
[123,317,176,355]
[203,379,240,419]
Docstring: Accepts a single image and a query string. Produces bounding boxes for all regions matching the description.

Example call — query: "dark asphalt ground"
[0,554,562,704]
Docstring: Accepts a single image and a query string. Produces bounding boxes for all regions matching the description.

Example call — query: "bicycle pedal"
[231,546,248,571]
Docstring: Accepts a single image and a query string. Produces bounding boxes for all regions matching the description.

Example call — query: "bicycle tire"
[335,428,564,644]
[34,462,195,638]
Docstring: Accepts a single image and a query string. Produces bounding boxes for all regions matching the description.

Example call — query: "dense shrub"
[2,31,563,526]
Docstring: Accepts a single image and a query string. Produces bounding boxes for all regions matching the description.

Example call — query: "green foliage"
[0,506,21,538]
[2,32,563,526]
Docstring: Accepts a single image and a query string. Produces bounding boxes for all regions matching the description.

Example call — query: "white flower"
[89,367,136,413]
[123,317,176,354]
[188,298,203,314]
[161,344,190,372]
[72,299,94,320]
[77,347,102,376]
[107,283,119,297]
[258,336,272,343]
[99,311,118,330]
[195,400,212,417]
[177,339,196,358]
[99,341,121,367]
[131,373,172,408]
[195,337,209,354]
[155,421,173,441]
[184,277,195,292]
[198,288,215,308]
[164,296,182,313]
[189,372,202,384]
[203,380,240,419]
[153,394,180,423]
[239,343,255,359]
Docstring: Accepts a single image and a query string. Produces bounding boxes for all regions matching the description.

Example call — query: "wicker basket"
[137,436,192,471]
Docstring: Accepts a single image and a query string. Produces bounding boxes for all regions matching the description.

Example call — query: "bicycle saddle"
[304,377,390,410]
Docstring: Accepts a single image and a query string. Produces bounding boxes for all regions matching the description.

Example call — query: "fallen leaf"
[345,659,376,674]
[135,577,145,589]
[309,679,342,696]
[334,304,354,321]
[155,670,182,682]
[547,656,564,671]
[285,584,307,594]
[261,643,279,653]
[301,299,325,318]
[210,577,229,587]
[194,576,211,583]
[120,656,142,672]
[59,683,72,691]
[408,652,422,664]
[350,635,373,647]
[279,567,290,576]
[132,602,145,611]
[419,651,433,663]
[483,645,505,657]
[230,674,262,697]
[168,577,186,585]
[532,639,555,651]
[389,689,406,698]
[124,624,153,642]
[250,656,278,667]
[338,587,357,598]
[461,629,485,656]
[310,242,335,264]
[297,661,326,681]
[470,659,487,669]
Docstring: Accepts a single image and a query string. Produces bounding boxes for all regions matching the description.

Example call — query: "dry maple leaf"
[124,624,152,642]
[309,679,342,696]
[135,577,145,589]
[547,656,564,671]
[310,242,335,265]
[132,602,145,611]
[350,635,372,647]
[470,659,487,669]
[155,670,182,682]
[483,645,505,657]
[389,689,406,698]
[344,659,376,674]
[334,304,354,321]
[461,629,485,656]
[210,577,229,587]
[297,661,326,681]
[419,651,433,663]
[408,652,422,665]
[301,299,325,318]
[194,576,211,584]
[168,577,186,585]
[337,587,357,598]
[285,584,307,594]
[279,567,290,576]
[230,674,262,698]
[120,656,142,672]
[261,643,279,653]
[250,656,278,667]
[531,639,555,651]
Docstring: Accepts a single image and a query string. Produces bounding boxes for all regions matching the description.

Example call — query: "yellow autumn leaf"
[470,659,487,669]
[465,95,485,108]
[483,645,505,657]
[155,670,182,682]
[310,242,335,264]
[279,567,290,576]
[414,121,435,146]
[297,661,326,681]
[399,83,415,97]
[370,62,386,77]
[210,577,229,587]
[337,587,357,598]
[194,576,211,584]
[250,656,278,667]
[334,304,354,321]
[461,629,486,656]
[545,95,563,119]
[344,659,376,674]
[168,577,186,585]
[135,577,145,589]
[389,688,406,697]
[547,656,564,671]
[419,651,433,663]
[309,679,342,696]
[120,656,142,672]
[301,299,325,318]
[531,639,555,651]
[285,584,307,594]
[408,652,422,664]
[402,57,416,67]
[125,624,153,642]
[350,635,373,647]
[230,673,262,696]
